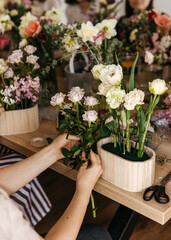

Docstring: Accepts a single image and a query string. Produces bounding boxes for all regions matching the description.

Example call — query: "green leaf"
[62,157,69,166]
[99,125,111,138]
[70,145,79,153]
[128,52,139,92]
[145,95,153,116]
[62,148,71,157]
[59,120,69,132]
[73,149,81,157]
[152,95,160,111]
[105,121,114,133]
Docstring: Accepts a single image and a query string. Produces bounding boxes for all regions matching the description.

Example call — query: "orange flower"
[24,21,42,37]
[154,14,171,35]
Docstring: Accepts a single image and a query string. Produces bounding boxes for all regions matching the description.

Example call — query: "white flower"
[44,7,62,24]
[4,68,14,78]
[130,29,138,42]
[68,87,85,102]
[96,19,117,39]
[0,59,8,74]
[82,110,98,122]
[50,92,66,106]
[84,96,98,106]
[98,82,113,96]
[99,64,123,86]
[0,14,13,34]
[62,34,80,53]
[10,9,18,17]
[26,55,39,64]
[145,51,154,65]
[7,49,23,64]
[106,87,125,109]
[159,36,171,53]
[149,79,168,95]
[124,89,144,110]
[91,64,105,80]
[77,21,99,43]
[19,39,28,48]
[24,45,37,54]
[105,116,113,124]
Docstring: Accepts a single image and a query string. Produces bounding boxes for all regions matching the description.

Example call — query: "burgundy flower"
[148,10,157,21]
[0,36,10,50]
[38,33,48,43]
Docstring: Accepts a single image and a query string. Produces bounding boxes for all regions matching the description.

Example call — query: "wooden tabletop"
[0,119,171,225]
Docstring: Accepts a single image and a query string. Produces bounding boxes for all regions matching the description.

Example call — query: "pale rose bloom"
[105,116,113,124]
[24,45,37,54]
[154,14,171,29]
[34,63,40,69]
[62,35,80,53]
[10,9,18,17]
[4,68,14,78]
[0,59,8,74]
[50,92,66,106]
[106,87,125,109]
[82,110,98,122]
[149,79,168,95]
[68,87,85,102]
[19,39,28,48]
[98,82,113,96]
[130,29,138,42]
[44,7,62,24]
[84,96,98,106]
[99,64,123,86]
[159,36,171,52]
[7,49,23,64]
[91,64,105,80]
[77,21,99,43]
[124,89,144,110]
[96,19,117,39]
[145,51,154,65]
[26,55,39,64]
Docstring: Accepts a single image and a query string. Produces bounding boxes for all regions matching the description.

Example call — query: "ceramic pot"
[97,137,155,192]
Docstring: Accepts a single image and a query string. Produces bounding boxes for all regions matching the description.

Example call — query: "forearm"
[0,144,60,195]
[45,190,90,240]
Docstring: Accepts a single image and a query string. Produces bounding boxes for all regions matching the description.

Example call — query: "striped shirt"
[0,144,52,227]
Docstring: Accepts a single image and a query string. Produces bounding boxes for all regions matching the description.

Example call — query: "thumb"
[79,152,88,171]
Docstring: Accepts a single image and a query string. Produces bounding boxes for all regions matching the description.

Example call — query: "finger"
[0,107,4,115]
[67,134,80,141]
[90,150,101,165]
[79,152,88,171]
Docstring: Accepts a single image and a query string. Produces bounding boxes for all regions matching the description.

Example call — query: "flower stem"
[84,42,100,65]
[90,192,96,218]
[1,74,5,87]
[126,110,131,152]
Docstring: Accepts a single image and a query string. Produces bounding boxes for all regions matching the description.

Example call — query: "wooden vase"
[0,104,39,136]
[97,137,155,192]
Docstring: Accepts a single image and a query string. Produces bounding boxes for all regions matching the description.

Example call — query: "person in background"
[125,0,153,17]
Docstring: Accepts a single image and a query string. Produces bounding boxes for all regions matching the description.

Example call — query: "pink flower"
[7,49,23,64]
[32,96,38,102]
[154,14,171,35]
[26,55,39,64]
[4,68,14,78]
[82,110,98,122]
[128,15,138,23]
[0,36,10,50]
[24,45,37,54]
[94,31,104,45]
[84,96,98,107]
[24,21,42,37]
[154,109,166,118]
[163,94,171,106]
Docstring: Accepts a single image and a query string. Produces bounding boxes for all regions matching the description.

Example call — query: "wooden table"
[0,119,171,225]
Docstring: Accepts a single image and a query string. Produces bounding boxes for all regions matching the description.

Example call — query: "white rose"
[19,39,28,48]
[77,21,99,43]
[84,96,98,106]
[145,51,154,65]
[124,89,144,110]
[106,87,125,109]
[98,82,113,96]
[50,92,66,106]
[95,19,117,39]
[149,79,168,95]
[99,64,123,86]
[68,86,85,102]
[82,110,98,122]
[91,64,105,80]
[159,36,171,53]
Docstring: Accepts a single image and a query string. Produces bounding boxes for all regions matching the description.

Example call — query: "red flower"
[53,33,58,39]
[0,36,10,50]
[148,10,157,21]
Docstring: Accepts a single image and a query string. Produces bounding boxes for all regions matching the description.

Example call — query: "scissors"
[143,172,171,204]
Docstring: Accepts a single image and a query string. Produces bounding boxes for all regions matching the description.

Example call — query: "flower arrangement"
[117,9,171,57]
[0,45,40,110]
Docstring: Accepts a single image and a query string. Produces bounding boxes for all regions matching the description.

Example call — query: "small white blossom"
[62,34,80,53]
[77,21,99,43]
[106,87,125,109]
[68,87,85,103]
[63,103,73,109]
[44,7,62,24]
[50,92,66,106]
[159,36,171,53]
[10,9,18,17]
[91,64,105,80]
[149,79,168,95]
[99,64,123,86]
[84,96,98,106]
[82,110,98,122]
[124,89,144,110]
[96,19,117,39]
[145,51,154,65]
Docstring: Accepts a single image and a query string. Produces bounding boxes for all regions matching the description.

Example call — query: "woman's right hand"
[0,104,4,115]
[76,150,103,198]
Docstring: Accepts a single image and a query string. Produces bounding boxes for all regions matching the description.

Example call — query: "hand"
[76,150,103,197]
[0,104,4,115]
[51,133,80,159]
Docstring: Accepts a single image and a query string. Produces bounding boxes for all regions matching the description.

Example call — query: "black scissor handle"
[143,185,159,201]
[155,186,170,204]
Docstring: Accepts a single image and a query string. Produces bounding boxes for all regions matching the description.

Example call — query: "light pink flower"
[7,49,23,64]
[68,87,85,103]
[163,94,171,106]
[50,92,66,106]
[124,89,144,110]
[84,96,98,106]
[26,55,39,64]
[32,96,38,102]
[4,68,14,78]
[34,63,40,69]
[105,116,113,124]
[22,0,32,9]
[24,45,37,54]
[82,110,98,122]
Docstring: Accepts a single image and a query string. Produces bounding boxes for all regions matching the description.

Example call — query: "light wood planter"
[0,104,39,136]
[97,137,155,192]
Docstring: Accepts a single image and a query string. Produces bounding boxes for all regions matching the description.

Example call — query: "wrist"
[74,189,91,205]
